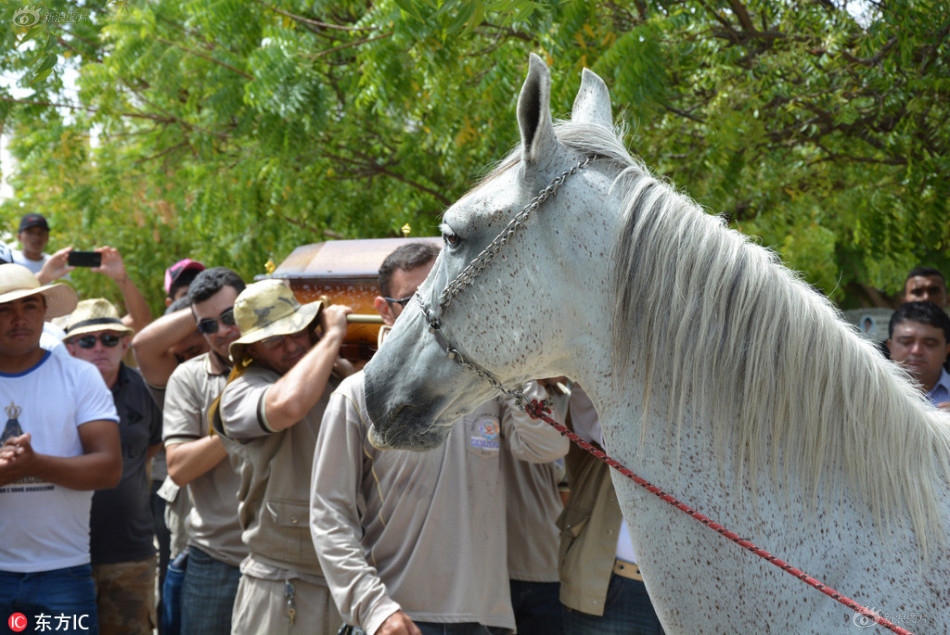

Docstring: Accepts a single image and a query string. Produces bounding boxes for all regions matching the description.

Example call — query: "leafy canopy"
[0,0,946,310]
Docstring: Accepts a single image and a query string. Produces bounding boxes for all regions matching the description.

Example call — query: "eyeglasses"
[196,307,237,335]
[258,329,309,351]
[73,333,122,349]
[384,295,413,308]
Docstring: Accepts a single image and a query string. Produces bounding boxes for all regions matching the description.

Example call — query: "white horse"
[362,54,950,633]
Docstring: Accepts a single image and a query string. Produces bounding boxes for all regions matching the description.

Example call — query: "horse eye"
[443,231,461,248]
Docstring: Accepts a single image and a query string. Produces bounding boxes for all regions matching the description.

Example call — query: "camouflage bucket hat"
[228,279,322,364]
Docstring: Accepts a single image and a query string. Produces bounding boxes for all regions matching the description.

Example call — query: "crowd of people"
[1,212,949,635]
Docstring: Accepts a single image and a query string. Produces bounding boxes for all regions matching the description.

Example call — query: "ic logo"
[7,612,28,632]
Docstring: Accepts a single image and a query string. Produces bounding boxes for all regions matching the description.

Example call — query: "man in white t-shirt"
[0,264,122,632]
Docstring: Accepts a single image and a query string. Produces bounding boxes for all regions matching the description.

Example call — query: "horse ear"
[517,53,558,165]
[572,67,613,129]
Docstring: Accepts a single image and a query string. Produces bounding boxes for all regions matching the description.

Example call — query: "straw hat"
[229,279,322,364]
[64,298,134,339]
[0,263,77,319]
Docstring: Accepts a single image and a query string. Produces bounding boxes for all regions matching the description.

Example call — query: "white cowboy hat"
[229,279,322,365]
[64,298,134,339]
[0,263,78,319]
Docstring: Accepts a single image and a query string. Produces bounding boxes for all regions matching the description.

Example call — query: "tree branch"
[134,141,191,165]
[323,150,451,205]
[697,0,740,43]
[306,31,393,59]
[918,21,950,73]
[728,0,757,33]
[156,38,253,79]
[261,3,374,31]
[839,36,898,66]
[0,96,174,123]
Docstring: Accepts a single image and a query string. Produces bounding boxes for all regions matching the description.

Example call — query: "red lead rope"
[523,399,914,635]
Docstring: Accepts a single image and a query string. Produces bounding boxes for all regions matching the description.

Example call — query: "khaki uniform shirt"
[163,352,246,567]
[311,373,567,635]
[503,455,566,582]
[218,364,337,577]
[556,420,625,616]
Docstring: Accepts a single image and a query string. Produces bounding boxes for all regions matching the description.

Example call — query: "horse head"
[364,54,624,449]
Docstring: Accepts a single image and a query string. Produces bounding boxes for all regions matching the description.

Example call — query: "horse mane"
[545,119,950,553]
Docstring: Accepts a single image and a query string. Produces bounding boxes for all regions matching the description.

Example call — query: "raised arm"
[35,246,74,284]
[263,305,350,431]
[95,246,152,333]
[132,308,200,388]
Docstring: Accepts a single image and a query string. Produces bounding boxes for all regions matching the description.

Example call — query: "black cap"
[19,213,49,232]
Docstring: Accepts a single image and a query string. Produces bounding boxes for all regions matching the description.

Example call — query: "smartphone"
[67,251,102,268]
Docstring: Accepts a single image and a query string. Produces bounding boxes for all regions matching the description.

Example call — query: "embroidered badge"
[470,417,501,452]
[479,418,500,440]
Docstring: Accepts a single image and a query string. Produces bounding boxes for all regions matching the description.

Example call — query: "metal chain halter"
[417,155,594,407]
[413,153,911,635]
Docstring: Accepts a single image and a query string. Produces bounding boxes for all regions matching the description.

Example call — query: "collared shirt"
[90,364,163,564]
[927,367,950,407]
[163,350,246,567]
[218,363,336,577]
[311,372,567,634]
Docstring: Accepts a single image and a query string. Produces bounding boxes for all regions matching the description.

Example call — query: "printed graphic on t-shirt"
[0,401,52,492]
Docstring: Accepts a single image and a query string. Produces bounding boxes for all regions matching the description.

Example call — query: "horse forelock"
[593,130,950,554]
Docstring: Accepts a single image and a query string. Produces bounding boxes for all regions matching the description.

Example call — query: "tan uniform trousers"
[231,573,340,635]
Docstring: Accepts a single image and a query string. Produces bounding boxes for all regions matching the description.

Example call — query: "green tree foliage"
[0,0,946,309]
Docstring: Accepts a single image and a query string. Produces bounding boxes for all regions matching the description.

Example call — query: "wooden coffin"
[268,237,442,362]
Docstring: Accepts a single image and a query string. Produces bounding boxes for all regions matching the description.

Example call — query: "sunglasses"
[73,333,122,349]
[197,307,237,335]
[384,295,413,308]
